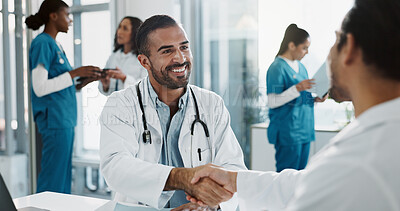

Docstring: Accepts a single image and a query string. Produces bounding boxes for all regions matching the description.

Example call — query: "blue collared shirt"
[146,78,189,208]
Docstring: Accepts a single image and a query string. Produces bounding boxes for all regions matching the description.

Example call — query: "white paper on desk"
[309,62,330,98]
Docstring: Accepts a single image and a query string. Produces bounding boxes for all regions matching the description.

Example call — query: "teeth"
[171,67,185,73]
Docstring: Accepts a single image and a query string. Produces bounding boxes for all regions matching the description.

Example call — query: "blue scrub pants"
[274,142,310,172]
[37,127,74,193]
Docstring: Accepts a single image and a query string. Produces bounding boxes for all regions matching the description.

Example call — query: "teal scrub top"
[266,57,315,146]
[29,33,77,133]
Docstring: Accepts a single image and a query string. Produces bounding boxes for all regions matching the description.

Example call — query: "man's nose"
[173,50,186,63]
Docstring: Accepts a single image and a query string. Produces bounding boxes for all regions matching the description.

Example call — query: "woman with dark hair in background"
[266,24,326,172]
[99,16,148,95]
[25,0,101,193]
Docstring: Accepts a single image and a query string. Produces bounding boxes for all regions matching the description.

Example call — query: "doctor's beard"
[150,61,191,89]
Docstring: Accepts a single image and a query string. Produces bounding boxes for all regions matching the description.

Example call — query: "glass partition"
[196,0,260,166]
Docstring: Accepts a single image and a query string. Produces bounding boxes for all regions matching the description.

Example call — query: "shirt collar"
[146,77,189,109]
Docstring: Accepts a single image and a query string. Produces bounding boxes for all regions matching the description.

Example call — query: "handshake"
[166,164,238,211]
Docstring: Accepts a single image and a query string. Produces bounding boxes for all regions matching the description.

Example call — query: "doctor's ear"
[138,54,152,71]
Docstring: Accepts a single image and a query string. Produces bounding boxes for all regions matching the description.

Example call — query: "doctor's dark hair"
[276,24,309,57]
[136,15,178,57]
[25,0,69,30]
[337,0,400,80]
[113,16,143,55]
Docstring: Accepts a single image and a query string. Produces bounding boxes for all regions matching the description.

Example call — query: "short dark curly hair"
[135,15,178,57]
[337,0,400,81]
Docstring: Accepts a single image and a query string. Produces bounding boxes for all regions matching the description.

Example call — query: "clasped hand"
[169,165,237,211]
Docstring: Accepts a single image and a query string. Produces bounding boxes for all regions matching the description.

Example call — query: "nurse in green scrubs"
[25,0,101,193]
[266,24,326,172]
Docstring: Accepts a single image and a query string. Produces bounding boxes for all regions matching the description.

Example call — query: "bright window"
[80,10,111,150]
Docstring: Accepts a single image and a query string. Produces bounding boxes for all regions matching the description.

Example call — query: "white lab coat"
[237,97,400,211]
[100,78,247,209]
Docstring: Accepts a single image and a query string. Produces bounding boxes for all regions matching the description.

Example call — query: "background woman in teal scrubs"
[266,24,326,172]
[25,0,101,193]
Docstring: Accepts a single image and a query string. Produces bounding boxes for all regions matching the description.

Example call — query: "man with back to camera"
[183,0,400,210]
[99,15,247,210]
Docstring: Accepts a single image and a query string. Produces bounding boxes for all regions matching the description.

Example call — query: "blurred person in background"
[25,0,101,193]
[266,24,326,172]
[99,16,148,95]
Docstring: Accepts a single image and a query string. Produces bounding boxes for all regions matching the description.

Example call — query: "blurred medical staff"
[266,24,326,172]
[25,0,101,193]
[99,16,148,95]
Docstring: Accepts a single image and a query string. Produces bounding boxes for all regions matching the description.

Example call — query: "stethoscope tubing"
[136,82,212,166]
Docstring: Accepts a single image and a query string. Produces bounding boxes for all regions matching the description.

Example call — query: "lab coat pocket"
[193,147,212,167]
[138,128,163,163]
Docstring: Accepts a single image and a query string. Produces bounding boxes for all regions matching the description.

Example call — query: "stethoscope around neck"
[135,82,213,167]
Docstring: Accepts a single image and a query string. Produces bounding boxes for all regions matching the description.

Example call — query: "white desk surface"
[13,191,109,211]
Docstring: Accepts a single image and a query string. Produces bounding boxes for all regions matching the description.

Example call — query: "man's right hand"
[165,167,233,208]
[186,164,238,206]
[295,79,315,92]
[69,65,102,79]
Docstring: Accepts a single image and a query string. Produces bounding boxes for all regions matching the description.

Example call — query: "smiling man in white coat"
[99,15,246,210]
[187,0,400,210]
